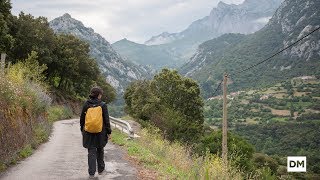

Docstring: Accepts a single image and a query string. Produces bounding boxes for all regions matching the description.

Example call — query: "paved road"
[1,119,137,180]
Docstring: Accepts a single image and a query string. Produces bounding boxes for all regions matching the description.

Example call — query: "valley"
[204,76,320,127]
[203,76,320,177]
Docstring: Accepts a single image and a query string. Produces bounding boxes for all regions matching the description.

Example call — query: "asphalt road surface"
[1,119,137,180]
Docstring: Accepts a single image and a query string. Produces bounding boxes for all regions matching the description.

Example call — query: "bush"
[253,153,279,174]
[47,105,73,122]
[296,113,320,121]
[196,130,255,171]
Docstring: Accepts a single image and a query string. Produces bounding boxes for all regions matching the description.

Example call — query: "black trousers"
[88,147,105,175]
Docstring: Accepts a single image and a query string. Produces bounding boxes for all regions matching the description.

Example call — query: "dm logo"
[287,156,306,172]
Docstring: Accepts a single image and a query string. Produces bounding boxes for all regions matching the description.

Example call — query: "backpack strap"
[86,102,104,112]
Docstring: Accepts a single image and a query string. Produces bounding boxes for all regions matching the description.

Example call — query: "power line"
[232,26,320,76]
[212,79,223,96]
[210,26,320,97]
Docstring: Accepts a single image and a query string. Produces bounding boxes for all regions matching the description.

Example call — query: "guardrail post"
[109,116,136,139]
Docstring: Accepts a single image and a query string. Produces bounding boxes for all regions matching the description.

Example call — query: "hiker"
[80,87,112,178]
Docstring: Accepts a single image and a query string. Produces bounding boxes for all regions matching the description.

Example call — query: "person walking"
[80,87,112,179]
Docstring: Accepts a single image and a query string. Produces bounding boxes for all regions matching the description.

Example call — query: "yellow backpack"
[85,103,104,133]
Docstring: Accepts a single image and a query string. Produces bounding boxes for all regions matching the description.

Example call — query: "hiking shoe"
[98,170,107,175]
[89,175,95,179]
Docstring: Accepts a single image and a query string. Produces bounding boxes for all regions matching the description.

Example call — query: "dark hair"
[89,87,103,99]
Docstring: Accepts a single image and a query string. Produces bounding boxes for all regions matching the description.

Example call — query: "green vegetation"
[108,104,125,117]
[0,54,51,170]
[203,78,320,178]
[235,122,320,179]
[2,4,116,100]
[112,127,250,179]
[124,68,204,144]
[123,69,282,178]
[18,145,33,159]
[47,105,73,123]
[204,78,320,126]
[196,130,255,171]
[112,38,184,69]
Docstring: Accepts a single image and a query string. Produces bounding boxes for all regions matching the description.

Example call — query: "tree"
[0,0,13,52]
[0,14,13,52]
[151,69,204,125]
[6,12,115,101]
[124,68,205,143]
[53,34,112,98]
[0,0,12,20]
[124,80,160,120]
[196,130,255,170]
[253,153,279,174]
[8,13,57,64]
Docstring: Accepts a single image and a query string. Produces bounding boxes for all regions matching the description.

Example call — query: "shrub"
[47,105,73,123]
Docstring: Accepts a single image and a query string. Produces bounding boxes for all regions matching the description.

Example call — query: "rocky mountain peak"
[62,13,71,18]
[50,13,86,33]
[217,1,232,9]
[142,0,283,64]
[267,0,320,60]
[50,14,150,93]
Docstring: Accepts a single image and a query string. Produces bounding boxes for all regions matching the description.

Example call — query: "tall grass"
[47,105,73,123]
[112,125,257,179]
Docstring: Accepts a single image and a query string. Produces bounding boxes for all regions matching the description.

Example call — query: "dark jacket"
[80,98,112,148]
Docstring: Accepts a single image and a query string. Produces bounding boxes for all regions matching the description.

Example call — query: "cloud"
[254,16,272,24]
[11,0,244,43]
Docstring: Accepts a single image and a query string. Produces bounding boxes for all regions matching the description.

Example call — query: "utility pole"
[222,73,228,168]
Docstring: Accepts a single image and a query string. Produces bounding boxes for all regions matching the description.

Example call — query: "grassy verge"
[47,105,73,123]
[111,126,248,179]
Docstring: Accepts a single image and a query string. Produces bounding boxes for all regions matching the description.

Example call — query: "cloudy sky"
[11,0,244,43]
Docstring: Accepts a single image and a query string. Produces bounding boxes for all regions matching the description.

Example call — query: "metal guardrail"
[109,116,135,139]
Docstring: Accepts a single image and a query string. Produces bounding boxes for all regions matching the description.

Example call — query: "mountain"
[145,32,181,46]
[140,0,283,64]
[180,0,320,97]
[49,13,150,93]
[115,0,282,70]
[147,0,283,45]
[112,38,183,69]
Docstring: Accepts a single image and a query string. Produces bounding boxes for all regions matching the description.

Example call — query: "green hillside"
[204,77,320,126]
[204,77,320,177]
[112,39,183,69]
[181,0,320,98]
